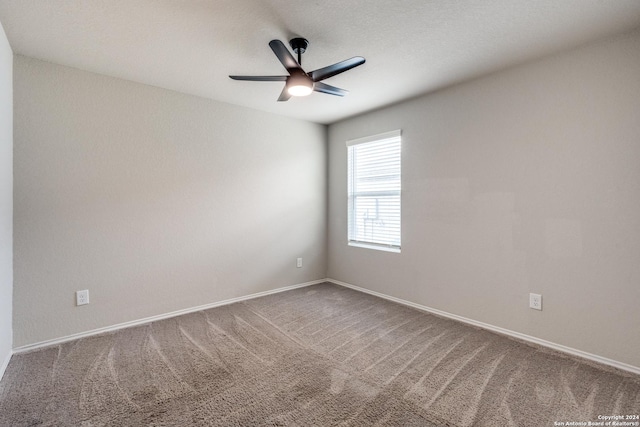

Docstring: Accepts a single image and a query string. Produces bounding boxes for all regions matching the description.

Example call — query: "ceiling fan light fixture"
[288,84,313,97]
[229,38,365,101]
[287,75,313,97]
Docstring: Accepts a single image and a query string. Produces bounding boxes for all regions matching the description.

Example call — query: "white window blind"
[347,130,401,252]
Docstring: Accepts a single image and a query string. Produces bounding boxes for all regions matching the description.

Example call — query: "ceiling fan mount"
[229,37,365,102]
[289,37,308,56]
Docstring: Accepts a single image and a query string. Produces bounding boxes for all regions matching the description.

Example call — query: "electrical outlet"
[296,257,302,268]
[529,293,542,311]
[76,290,90,306]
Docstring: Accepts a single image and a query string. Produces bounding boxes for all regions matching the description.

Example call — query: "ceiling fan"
[229,38,365,102]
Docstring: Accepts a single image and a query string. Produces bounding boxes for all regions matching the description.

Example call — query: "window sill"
[348,242,401,253]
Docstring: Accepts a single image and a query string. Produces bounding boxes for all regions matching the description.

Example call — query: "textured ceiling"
[1,1,640,124]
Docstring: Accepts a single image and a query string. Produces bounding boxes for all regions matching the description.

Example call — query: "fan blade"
[277,86,291,102]
[309,57,365,82]
[269,40,302,73]
[314,82,348,97]
[229,75,288,81]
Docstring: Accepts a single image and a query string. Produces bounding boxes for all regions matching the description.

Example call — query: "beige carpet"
[1,283,639,426]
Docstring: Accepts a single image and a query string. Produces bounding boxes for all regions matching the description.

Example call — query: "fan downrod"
[289,37,309,65]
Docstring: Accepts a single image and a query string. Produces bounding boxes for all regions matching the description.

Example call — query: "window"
[347,130,401,252]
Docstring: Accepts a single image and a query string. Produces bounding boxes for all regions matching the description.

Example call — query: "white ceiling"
[1,1,640,124]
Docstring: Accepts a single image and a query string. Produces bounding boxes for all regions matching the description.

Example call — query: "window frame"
[346,129,402,253]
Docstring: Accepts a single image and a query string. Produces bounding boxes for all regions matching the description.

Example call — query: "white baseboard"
[0,350,12,381]
[12,277,640,376]
[13,279,324,354]
[327,278,640,376]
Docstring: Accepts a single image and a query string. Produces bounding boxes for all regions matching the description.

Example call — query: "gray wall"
[327,29,640,367]
[0,21,12,373]
[13,56,327,347]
